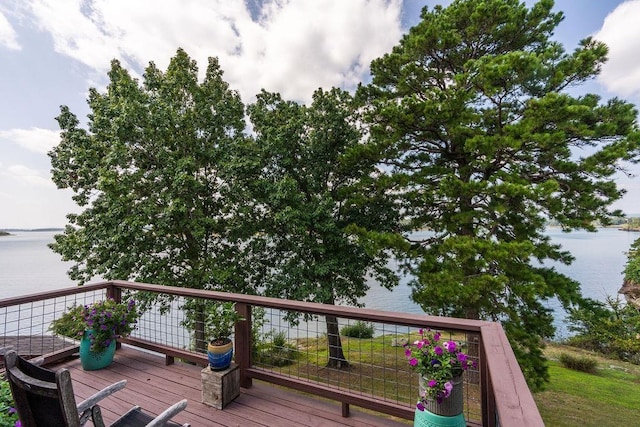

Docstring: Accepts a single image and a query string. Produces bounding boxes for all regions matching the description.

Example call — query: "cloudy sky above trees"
[0,0,639,228]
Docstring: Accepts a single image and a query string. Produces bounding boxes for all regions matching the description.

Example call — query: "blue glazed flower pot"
[79,330,116,370]
[207,339,233,371]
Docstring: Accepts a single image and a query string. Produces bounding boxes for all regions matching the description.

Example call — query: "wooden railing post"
[479,334,494,427]
[235,302,252,388]
[107,283,123,350]
[106,283,122,303]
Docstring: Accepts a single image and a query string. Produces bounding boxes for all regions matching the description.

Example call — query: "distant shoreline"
[0,228,64,237]
[0,228,63,232]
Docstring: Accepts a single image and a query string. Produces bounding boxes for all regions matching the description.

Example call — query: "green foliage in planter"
[0,379,19,427]
[182,301,244,346]
[341,321,375,339]
[50,304,85,339]
[49,299,138,352]
[558,353,598,374]
[255,330,298,367]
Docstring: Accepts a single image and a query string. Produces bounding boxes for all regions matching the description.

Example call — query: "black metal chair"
[4,350,189,427]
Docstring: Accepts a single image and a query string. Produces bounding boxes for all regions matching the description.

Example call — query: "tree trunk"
[194,306,207,353]
[325,314,349,369]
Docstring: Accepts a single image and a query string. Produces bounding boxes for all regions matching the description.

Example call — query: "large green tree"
[245,88,401,368]
[49,49,251,350]
[361,0,640,389]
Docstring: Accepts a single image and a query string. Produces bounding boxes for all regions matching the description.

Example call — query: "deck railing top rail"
[109,280,492,332]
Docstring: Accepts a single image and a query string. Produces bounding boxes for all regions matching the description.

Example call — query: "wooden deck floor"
[51,346,411,427]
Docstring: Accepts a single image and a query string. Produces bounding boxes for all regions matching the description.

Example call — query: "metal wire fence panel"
[249,308,483,420]
[0,289,107,360]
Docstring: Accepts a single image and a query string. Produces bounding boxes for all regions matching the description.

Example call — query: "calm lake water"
[1,228,637,338]
[361,227,638,338]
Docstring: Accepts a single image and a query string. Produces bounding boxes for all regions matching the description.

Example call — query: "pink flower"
[405,348,412,357]
[428,379,437,388]
[434,345,443,356]
[409,358,418,366]
[445,340,456,353]
[443,381,453,397]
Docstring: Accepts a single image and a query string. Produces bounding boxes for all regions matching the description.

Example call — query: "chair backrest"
[4,350,81,427]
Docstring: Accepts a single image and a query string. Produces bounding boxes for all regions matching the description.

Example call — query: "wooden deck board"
[50,346,411,427]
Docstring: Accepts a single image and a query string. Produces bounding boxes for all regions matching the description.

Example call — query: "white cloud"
[23,0,402,103]
[3,164,54,188]
[0,9,20,50]
[0,127,60,154]
[0,161,75,228]
[593,0,640,101]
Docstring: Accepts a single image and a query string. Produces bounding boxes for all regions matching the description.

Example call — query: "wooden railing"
[0,280,544,426]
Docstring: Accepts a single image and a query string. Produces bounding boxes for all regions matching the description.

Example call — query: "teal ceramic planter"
[79,330,116,370]
[414,409,466,427]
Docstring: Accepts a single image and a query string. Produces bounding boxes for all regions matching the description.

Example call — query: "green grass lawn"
[535,344,640,427]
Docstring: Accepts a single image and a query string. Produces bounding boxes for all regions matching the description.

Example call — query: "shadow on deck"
[51,345,411,427]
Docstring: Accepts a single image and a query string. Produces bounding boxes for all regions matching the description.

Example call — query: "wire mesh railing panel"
[250,308,483,419]
[0,289,107,359]
[130,293,192,350]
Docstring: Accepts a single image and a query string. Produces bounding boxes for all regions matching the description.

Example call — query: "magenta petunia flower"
[445,340,456,353]
[443,381,453,398]
[407,327,472,407]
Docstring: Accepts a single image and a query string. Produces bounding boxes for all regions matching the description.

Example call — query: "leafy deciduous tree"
[245,88,401,368]
[49,49,251,351]
[361,0,640,388]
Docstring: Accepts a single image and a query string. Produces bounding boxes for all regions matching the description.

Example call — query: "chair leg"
[91,406,107,427]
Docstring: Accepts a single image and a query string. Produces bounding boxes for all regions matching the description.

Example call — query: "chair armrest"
[145,399,188,427]
[77,379,127,424]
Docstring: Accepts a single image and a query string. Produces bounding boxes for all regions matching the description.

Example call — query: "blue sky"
[0,0,639,228]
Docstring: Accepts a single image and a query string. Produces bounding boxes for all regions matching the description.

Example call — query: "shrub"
[566,296,640,363]
[341,321,375,339]
[558,353,598,374]
[255,330,298,367]
[0,379,19,427]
